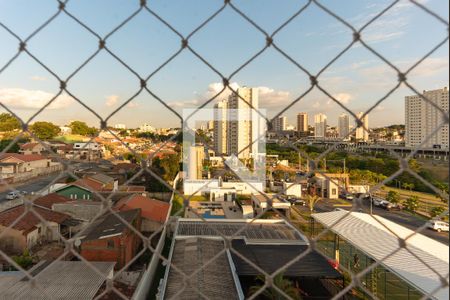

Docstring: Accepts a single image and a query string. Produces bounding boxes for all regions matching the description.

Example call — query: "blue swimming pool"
[202,211,226,219]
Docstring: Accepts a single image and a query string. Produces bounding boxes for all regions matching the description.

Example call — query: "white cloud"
[105,95,119,107]
[333,93,352,104]
[0,88,73,110]
[257,86,291,107]
[30,76,47,81]
[127,102,140,108]
[168,82,291,109]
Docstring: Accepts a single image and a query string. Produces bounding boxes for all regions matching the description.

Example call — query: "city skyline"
[0,0,448,128]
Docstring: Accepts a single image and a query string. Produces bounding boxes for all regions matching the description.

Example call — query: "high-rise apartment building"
[188,145,205,180]
[271,116,287,132]
[213,100,228,155]
[314,113,327,138]
[355,112,369,142]
[405,87,449,149]
[338,113,350,140]
[227,87,259,159]
[297,113,308,133]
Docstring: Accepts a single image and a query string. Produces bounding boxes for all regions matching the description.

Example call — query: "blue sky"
[0,0,448,128]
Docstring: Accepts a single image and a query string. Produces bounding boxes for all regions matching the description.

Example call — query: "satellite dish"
[74,239,81,247]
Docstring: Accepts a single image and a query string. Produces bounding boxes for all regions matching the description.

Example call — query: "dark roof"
[177,220,307,244]
[80,209,140,241]
[231,240,342,279]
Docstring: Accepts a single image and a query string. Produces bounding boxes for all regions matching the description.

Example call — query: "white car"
[427,221,449,232]
[5,191,20,200]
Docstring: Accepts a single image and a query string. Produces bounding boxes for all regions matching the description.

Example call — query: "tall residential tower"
[355,112,369,142]
[405,87,449,149]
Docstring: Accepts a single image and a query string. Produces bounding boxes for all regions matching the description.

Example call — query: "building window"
[107,240,114,249]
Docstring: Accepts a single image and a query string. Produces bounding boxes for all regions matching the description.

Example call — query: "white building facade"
[405,87,449,149]
[355,112,369,142]
[338,113,350,140]
[314,113,327,138]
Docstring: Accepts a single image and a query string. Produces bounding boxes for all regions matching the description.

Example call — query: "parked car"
[345,194,354,201]
[287,197,306,206]
[372,197,385,207]
[377,200,403,211]
[427,221,449,232]
[5,191,21,200]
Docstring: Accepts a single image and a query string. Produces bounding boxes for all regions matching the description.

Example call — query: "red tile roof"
[73,178,105,191]
[0,205,70,234]
[19,142,41,150]
[0,153,47,162]
[33,193,70,209]
[114,194,169,223]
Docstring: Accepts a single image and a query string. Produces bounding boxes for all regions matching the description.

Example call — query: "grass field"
[53,134,90,143]
[374,186,447,217]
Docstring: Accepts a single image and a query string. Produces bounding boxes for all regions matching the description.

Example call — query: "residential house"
[54,180,94,200]
[72,142,102,161]
[19,142,46,155]
[251,194,292,218]
[54,174,117,200]
[77,209,141,269]
[85,173,118,191]
[0,153,61,181]
[114,194,170,232]
[0,205,71,254]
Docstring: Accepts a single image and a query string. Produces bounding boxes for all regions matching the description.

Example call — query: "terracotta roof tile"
[33,193,70,209]
[114,194,169,223]
[0,205,70,233]
[0,153,47,162]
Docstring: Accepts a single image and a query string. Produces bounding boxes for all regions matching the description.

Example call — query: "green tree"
[405,196,419,212]
[248,274,301,300]
[402,183,415,191]
[386,191,401,204]
[30,121,61,140]
[0,138,29,153]
[0,113,21,132]
[304,194,321,213]
[12,249,33,270]
[69,121,98,136]
[430,207,446,218]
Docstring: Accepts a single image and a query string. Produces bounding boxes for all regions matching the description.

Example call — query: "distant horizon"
[0,0,448,128]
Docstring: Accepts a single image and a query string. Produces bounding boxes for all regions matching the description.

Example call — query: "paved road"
[312,198,449,245]
[0,174,60,202]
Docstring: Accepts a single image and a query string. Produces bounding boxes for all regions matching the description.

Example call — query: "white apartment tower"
[405,87,449,149]
[338,113,350,139]
[314,113,327,138]
[271,116,287,131]
[355,112,369,142]
[227,87,259,159]
[297,113,308,133]
[213,100,228,155]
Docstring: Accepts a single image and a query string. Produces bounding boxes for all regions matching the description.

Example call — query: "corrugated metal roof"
[177,220,308,245]
[312,211,449,300]
[0,261,115,299]
[165,238,240,300]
